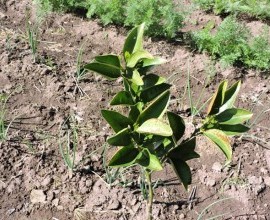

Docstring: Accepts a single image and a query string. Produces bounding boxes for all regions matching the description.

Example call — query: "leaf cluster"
[194,0,270,19]
[192,16,270,70]
[84,23,252,189]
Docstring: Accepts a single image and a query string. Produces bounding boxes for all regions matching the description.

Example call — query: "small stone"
[57,205,64,210]
[179,213,185,219]
[181,204,187,210]
[260,167,268,175]
[108,199,121,210]
[173,205,179,210]
[212,162,222,172]
[223,184,231,191]
[46,191,55,202]
[130,198,137,206]
[206,178,216,187]
[264,203,268,208]
[85,180,92,187]
[264,176,270,186]
[52,198,59,207]
[0,12,6,19]
[30,190,46,204]
[41,176,53,187]
[255,184,266,195]
[6,208,15,216]
[248,176,262,185]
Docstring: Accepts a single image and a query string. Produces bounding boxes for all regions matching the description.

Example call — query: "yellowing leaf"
[136,119,173,137]
[207,80,227,115]
[203,129,232,161]
[219,81,241,112]
[127,50,154,68]
[215,108,253,125]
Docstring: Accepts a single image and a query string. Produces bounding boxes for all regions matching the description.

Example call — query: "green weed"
[0,94,11,141]
[194,0,270,19]
[59,115,79,175]
[192,16,270,70]
[35,0,184,38]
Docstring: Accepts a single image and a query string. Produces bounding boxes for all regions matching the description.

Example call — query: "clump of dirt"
[0,1,270,219]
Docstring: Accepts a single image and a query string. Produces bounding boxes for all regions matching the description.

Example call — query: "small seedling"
[26,21,39,62]
[73,41,90,97]
[0,93,12,141]
[84,23,252,220]
[59,115,79,176]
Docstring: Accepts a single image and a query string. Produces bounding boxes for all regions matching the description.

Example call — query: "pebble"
[41,176,53,187]
[179,213,185,219]
[206,178,216,187]
[30,190,46,204]
[6,208,15,216]
[57,205,64,210]
[52,198,59,207]
[212,162,222,172]
[255,184,266,195]
[108,199,121,210]
[46,191,55,202]
[264,176,270,186]
[260,167,268,174]
[0,12,6,19]
[248,176,263,185]
[181,204,187,209]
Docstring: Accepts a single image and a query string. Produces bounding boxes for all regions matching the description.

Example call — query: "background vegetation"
[191,16,270,69]
[33,0,270,70]
[193,0,270,19]
[33,0,184,38]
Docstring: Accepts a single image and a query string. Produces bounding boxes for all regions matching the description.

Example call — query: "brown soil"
[0,1,270,220]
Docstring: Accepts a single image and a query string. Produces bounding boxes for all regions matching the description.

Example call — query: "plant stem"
[145,169,153,220]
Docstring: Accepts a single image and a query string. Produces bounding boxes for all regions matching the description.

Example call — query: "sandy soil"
[0,0,270,219]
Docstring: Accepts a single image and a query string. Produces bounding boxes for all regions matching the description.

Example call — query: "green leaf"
[142,74,166,89]
[84,55,121,79]
[136,149,163,171]
[95,55,121,67]
[123,23,145,58]
[109,146,139,167]
[219,81,241,112]
[127,50,153,68]
[107,128,132,146]
[142,57,167,67]
[130,69,144,86]
[140,83,171,103]
[168,137,200,161]
[207,80,228,115]
[110,91,134,106]
[167,111,185,142]
[203,129,232,161]
[215,108,253,125]
[170,158,191,190]
[101,110,133,133]
[136,119,173,137]
[216,124,250,136]
[137,90,170,125]
[129,103,142,122]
